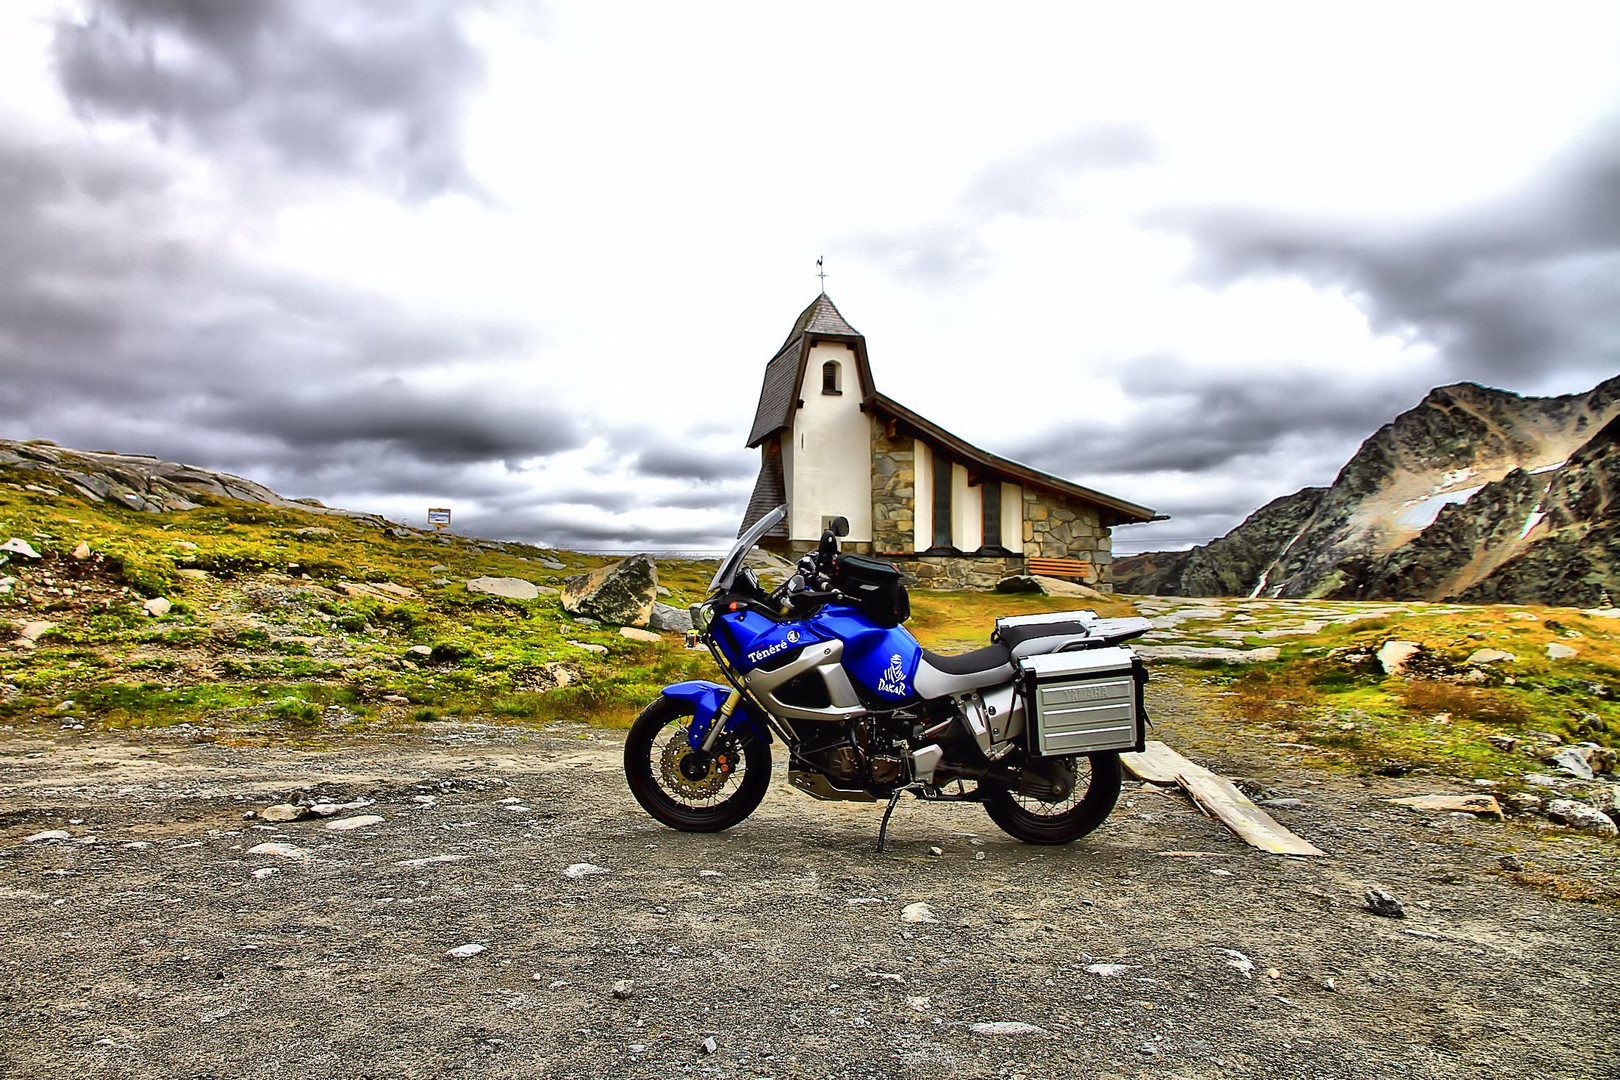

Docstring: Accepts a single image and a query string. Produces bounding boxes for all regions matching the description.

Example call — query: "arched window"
[821,360,842,395]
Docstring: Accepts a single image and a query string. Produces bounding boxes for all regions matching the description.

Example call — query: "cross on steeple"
[816,256,827,292]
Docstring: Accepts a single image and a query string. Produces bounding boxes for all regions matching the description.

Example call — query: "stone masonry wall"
[1022,488,1113,583]
[870,422,915,555]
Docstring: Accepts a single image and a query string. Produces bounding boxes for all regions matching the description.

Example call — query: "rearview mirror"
[831,516,850,537]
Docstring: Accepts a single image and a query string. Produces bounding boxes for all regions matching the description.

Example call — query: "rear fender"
[659,680,768,750]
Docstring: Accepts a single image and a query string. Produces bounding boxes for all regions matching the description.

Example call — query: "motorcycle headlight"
[691,602,713,633]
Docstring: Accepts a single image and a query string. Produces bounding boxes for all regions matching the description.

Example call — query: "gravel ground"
[1,671,1615,1080]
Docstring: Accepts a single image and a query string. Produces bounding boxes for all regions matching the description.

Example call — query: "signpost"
[428,507,451,531]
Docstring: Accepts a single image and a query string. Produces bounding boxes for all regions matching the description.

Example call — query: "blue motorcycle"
[623,505,1154,846]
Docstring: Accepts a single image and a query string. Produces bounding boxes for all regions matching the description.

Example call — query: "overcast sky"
[3,2,1617,552]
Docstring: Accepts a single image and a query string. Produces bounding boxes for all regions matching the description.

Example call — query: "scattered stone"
[538,558,566,571]
[1216,948,1254,977]
[1376,640,1422,675]
[261,803,306,822]
[20,621,58,643]
[71,541,91,560]
[1257,797,1304,809]
[650,602,694,633]
[561,554,658,627]
[396,855,471,868]
[176,568,209,580]
[619,626,661,643]
[1503,793,1543,813]
[568,641,608,655]
[927,845,944,857]
[251,867,279,880]
[141,597,172,618]
[700,1036,718,1055]
[307,798,373,816]
[24,829,71,843]
[969,1022,1047,1036]
[1497,854,1524,871]
[1506,611,1538,620]
[1582,607,1620,619]
[245,842,310,858]
[382,694,410,704]
[1134,644,1280,663]
[1546,642,1578,660]
[465,576,543,601]
[611,979,635,1000]
[445,943,487,960]
[1465,648,1515,665]
[1588,785,1620,824]
[325,815,384,831]
[563,863,610,880]
[405,644,434,658]
[0,538,42,559]
[1364,888,1405,918]
[1084,963,1137,977]
[1544,799,1619,837]
[1388,794,1503,819]
[1485,735,1520,753]
[1549,748,1596,781]
[900,902,938,924]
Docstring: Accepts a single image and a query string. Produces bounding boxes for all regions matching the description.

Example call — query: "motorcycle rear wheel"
[623,696,771,832]
[982,752,1123,845]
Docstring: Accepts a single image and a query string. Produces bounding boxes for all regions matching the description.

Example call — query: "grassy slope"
[3,467,1616,797]
[1162,605,1619,784]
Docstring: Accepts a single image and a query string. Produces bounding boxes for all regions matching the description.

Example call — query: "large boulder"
[995,574,1108,600]
[650,602,694,633]
[561,555,658,627]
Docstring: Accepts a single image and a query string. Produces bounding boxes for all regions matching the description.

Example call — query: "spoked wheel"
[623,697,771,832]
[982,752,1123,845]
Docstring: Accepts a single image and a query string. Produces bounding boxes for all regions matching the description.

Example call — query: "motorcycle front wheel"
[623,696,772,832]
[982,751,1123,845]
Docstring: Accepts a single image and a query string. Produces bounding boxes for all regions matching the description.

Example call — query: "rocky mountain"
[0,438,376,521]
[1114,376,1620,606]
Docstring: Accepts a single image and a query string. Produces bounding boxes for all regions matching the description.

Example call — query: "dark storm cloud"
[208,382,582,465]
[851,124,1158,285]
[630,439,755,482]
[53,0,488,200]
[1011,360,1421,478]
[1153,118,1620,383]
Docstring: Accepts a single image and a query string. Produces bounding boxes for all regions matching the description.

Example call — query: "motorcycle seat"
[913,644,1016,698]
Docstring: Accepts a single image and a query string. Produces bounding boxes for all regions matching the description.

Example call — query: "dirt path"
[1,671,1615,1080]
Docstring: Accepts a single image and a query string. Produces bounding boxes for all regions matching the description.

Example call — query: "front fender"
[660,680,768,750]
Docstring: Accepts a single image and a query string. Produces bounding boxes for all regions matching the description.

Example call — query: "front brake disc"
[660,732,736,800]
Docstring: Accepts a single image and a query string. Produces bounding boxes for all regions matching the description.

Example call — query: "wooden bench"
[1026,556,1095,583]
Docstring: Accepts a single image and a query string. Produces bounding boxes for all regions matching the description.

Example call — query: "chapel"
[740,293,1158,589]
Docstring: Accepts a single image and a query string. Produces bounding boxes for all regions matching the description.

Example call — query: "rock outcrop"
[0,438,382,523]
[560,555,658,627]
[1115,376,1620,605]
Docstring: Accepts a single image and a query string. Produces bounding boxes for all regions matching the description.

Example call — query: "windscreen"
[709,504,786,594]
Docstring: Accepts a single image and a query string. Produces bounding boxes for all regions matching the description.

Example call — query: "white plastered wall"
[952,464,982,551]
[913,442,932,552]
[788,342,873,542]
[1000,483,1022,552]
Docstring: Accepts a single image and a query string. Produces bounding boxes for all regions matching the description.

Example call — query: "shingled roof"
[738,444,788,537]
[746,293,873,448]
[869,394,1159,527]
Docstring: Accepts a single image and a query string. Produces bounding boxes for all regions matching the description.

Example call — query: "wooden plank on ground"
[1123,740,1326,857]
[1120,740,1185,785]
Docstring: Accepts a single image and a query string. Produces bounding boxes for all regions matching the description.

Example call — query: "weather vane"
[816,256,827,291]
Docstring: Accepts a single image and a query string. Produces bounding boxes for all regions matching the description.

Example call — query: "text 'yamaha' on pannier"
[1018,645,1146,756]
[830,553,910,627]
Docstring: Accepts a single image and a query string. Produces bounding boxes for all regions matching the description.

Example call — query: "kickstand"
[876,785,922,853]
